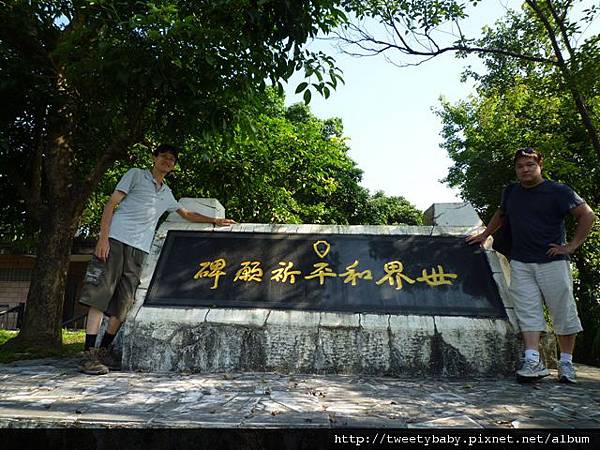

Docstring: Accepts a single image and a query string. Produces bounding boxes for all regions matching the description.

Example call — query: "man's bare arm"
[176,208,236,226]
[95,190,127,261]
[465,209,506,246]
[547,203,596,256]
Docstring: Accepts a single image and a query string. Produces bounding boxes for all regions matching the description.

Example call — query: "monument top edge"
[159,222,483,236]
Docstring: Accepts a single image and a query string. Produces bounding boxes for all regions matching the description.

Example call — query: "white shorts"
[509,260,583,335]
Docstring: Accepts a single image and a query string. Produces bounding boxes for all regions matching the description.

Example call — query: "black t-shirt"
[500,180,584,263]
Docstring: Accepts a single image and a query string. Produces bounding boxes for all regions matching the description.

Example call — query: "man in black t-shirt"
[467,147,596,384]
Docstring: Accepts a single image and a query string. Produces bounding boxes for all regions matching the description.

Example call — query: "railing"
[0,305,87,330]
[0,304,24,330]
[62,313,87,330]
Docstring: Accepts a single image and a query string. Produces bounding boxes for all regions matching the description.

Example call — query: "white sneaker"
[516,358,549,381]
[558,361,577,384]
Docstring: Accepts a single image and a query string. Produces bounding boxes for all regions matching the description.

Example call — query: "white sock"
[560,352,573,363]
[524,349,540,362]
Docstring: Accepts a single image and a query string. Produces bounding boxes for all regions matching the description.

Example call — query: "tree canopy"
[339,0,600,158]
[81,90,422,234]
[0,0,351,350]
[1,0,347,248]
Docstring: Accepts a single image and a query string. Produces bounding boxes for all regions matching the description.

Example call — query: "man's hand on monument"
[465,233,488,246]
[95,238,111,262]
[214,218,236,227]
[547,243,574,257]
[176,208,236,226]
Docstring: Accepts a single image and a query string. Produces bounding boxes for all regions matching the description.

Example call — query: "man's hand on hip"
[547,243,574,257]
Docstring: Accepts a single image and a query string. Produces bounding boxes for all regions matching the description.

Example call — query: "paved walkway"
[1,357,600,430]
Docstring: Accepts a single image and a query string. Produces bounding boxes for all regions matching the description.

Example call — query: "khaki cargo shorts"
[79,239,146,322]
[509,259,583,335]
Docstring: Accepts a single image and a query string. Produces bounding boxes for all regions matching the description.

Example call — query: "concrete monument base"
[123,307,520,376]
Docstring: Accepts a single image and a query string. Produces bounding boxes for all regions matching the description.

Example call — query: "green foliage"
[80,90,422,230]
[437,5,600,365]
[461,8,555,91]
[347,0,469,31]
[437,82,588,220]
[572,226,600,365]
[0,0,349,247]
[362,191,424,225]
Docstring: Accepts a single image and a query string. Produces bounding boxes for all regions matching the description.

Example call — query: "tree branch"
[525,0,600,158]
[73,137,132,214]
[545,0,577,60]
[337,26,556,66]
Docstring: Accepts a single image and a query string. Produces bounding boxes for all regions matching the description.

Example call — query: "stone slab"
[166,198,224,222]
[2,358,600,431]
[423,202,483,227]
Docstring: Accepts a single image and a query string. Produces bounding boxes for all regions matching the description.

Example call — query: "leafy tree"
[342,0,599,361]
[437,66,600,365]
[361,191,423,225]
[81,91,423,233]
[173,95,423,226]
[0,0,348,351]
[339,0,600,159]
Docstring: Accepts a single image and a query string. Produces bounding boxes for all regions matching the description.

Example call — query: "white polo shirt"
[109,168,182,253]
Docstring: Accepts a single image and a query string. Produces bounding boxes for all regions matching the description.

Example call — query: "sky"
[283,0,598,211]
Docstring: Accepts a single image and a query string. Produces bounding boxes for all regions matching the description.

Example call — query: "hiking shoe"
[558,361,577,384]
[98,348,121,371]
[516,358,549,382]
[78,349,109,375]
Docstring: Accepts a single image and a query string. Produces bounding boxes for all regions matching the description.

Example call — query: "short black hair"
[153,143,179,161]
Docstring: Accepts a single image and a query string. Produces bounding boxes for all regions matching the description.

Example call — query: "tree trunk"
[1,126,136,352]
[4,213,78,351]
[570,92,600,161]
[2,129,82,351]
[572,254,600,366]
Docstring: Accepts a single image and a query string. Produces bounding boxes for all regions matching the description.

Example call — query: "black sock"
[84,334,97,351]
[100,332,116,349]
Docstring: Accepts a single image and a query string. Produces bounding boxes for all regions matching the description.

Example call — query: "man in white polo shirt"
[79,144,235,375]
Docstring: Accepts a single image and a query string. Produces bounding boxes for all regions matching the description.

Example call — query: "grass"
[0,329,85,364]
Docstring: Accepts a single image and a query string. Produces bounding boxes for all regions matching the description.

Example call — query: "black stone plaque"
[144,231,506,317]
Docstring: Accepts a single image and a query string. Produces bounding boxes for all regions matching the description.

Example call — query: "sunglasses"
[514,147,541,161]
[517,147,535,155]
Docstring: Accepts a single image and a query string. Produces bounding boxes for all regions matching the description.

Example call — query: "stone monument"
[119,198,524,376]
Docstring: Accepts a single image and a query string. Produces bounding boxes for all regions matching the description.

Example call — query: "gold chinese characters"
[192,240,459,291]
